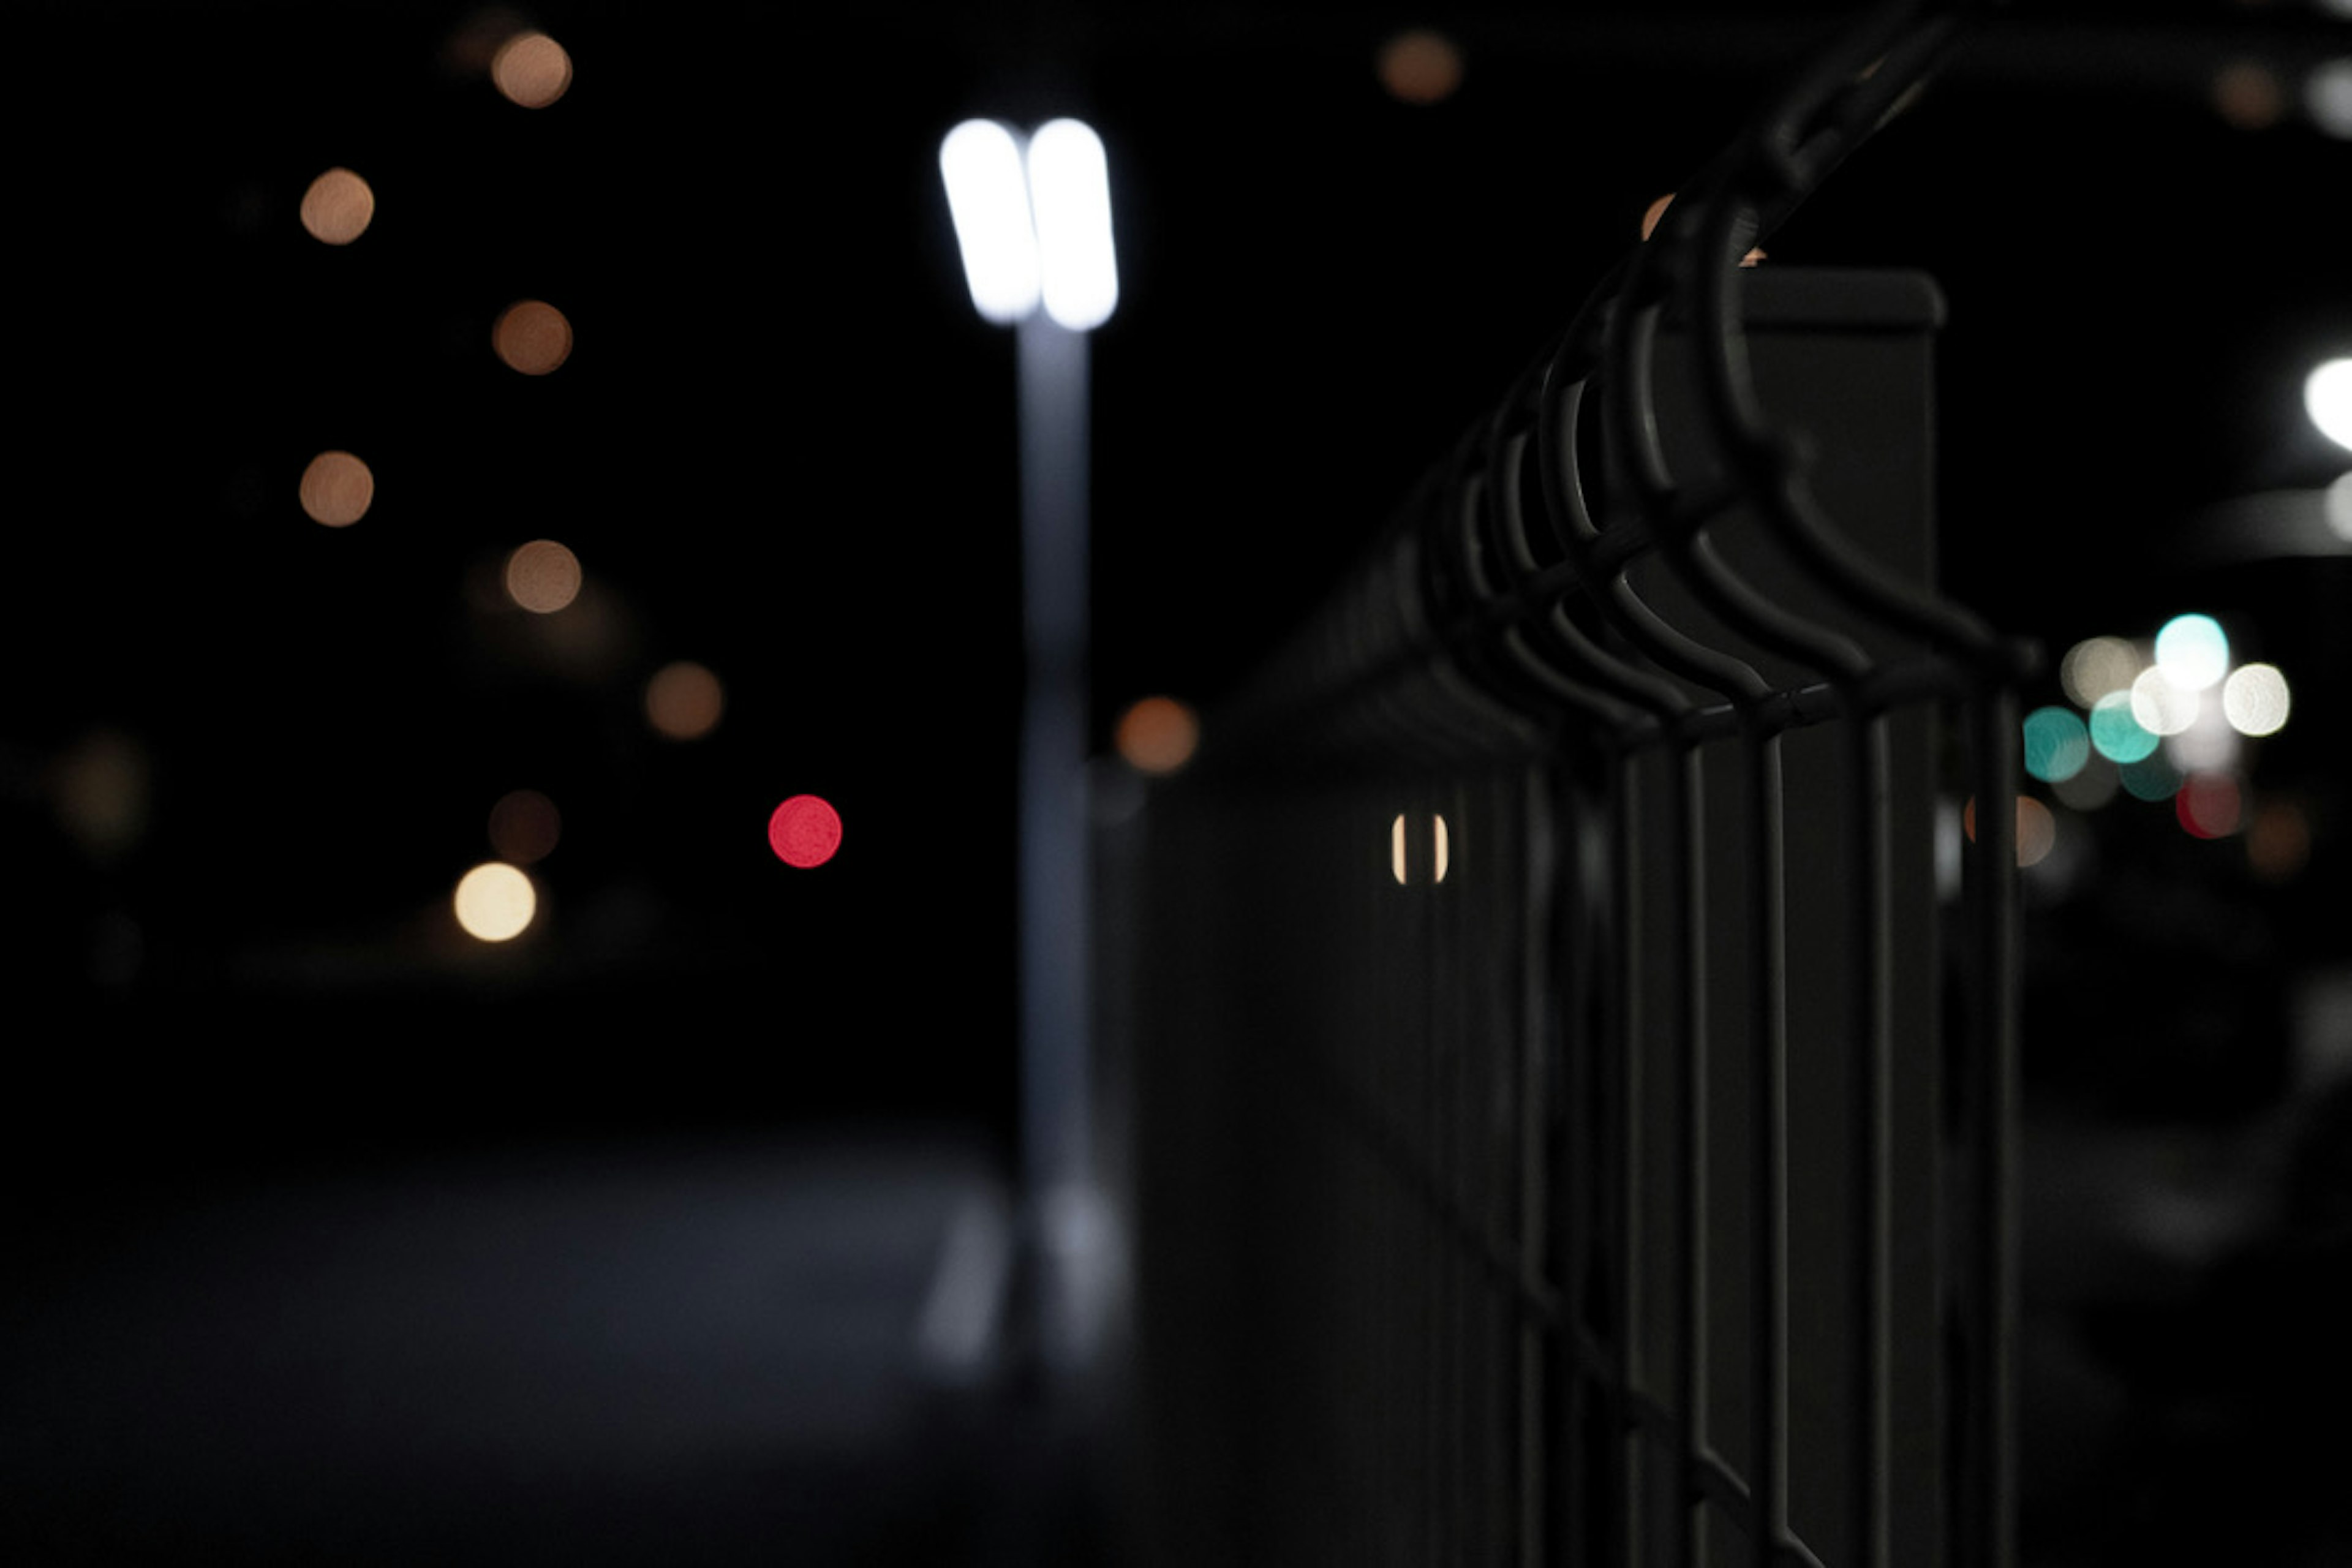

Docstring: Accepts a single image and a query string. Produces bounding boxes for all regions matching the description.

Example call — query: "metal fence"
[1102,4,2034,1564]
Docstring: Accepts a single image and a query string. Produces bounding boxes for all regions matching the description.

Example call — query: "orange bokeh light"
[299,450,374,527]
[300,167,375,244]
[646,660,725,741]
[505,539,582,613]
[1114,696,1200,775]
[2247,799,2312,881]
[1377,29,1463,106]
[491,29,573,108]
[492,300,573,375]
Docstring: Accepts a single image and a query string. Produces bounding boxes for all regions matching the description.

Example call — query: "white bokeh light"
[2308,59,2352,138]
[2309,358,2352,452]
[2131,667,2201,736]
[2328,472,2352,542]
[940,120,1041,325]
[2222,663,2292,737]
[453,862,537,941]
[1027,119,1119,330]
[2154,613,2230,692]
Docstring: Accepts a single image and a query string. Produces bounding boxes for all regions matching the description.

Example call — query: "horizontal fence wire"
[1106,3,2036,1564]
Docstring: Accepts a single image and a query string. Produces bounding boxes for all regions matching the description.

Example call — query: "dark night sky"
[13,1,2352,1174]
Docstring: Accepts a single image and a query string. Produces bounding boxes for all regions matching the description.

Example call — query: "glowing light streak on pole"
[941,117,1118,1368]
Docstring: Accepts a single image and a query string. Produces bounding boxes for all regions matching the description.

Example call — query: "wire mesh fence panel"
[1101,6,2029,1564]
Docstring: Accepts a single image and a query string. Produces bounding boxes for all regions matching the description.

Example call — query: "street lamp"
[940,115,1117,1373]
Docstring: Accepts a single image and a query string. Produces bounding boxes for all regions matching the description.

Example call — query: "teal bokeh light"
[2022,706,2092,783]
[2120,753,2185,802]
[2089,692,2160,764]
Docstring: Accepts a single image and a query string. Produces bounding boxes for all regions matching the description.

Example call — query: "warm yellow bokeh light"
[1114,696,1200,775]
[1433,813,1450,883]
[453,861,536,941]
[1392,813,1409,885]
[299,450,374,527]
[488,788,561,864]
[505,539,582,613]
[492,300,573,375]
[646,660,725,741]
[1377,29,1463,105]
[491,29,573,108]
[300,167,375,244]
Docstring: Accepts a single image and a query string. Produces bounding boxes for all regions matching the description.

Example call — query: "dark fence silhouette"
[1102,4,2034,1563]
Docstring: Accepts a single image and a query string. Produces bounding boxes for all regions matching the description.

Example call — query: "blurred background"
[7,1,2352,1562]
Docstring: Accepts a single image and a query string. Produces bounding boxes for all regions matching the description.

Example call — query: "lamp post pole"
[941,118,1117,1373]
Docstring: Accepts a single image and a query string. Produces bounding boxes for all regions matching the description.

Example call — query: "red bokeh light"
[768,794,842,869]
[2176,773,2242,840]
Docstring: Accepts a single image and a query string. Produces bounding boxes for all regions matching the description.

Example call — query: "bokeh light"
[1434,813,1451,883]
[2248,798,2313,881]
[492,300,573,375]
[2022,705,2091,783]
[2154,613,2229,691]
[2307,357,2352,450]
[2129,666,2200,736]
[1114,696,1200,775]
[2327,472,2352,541]
[2176,772,2243,839]
[51,728,151,861]
[2214,61,2287,129]
[2089,692,2160,763]
[2308,59,2352,139]
[2165,704,2241,774]
[646,660,725,741]
[1963,794,2057,869]
[505,539,582,613]
[453,862,536,941]
[769,794,842,869]
[299,167,375,244]
[2052,753,2119,812]
[2059,636,2141,709]
[939,119,1040,325]
[1026,118,1120,332]
[488,788,560,864]
[491,29,571,107]
[299,450,374,527]
[1391,813,1409,885]
[1377,29,1464,105]
[2119,753,2185,802]
[2221,662,2291,735]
